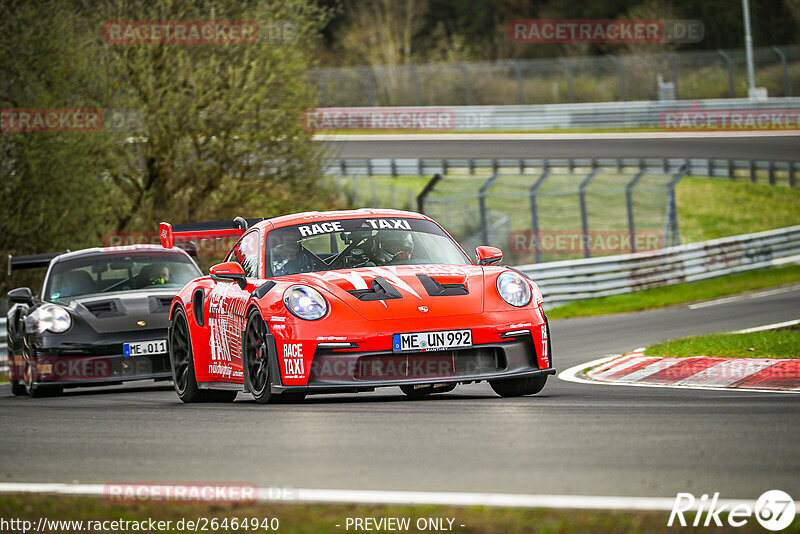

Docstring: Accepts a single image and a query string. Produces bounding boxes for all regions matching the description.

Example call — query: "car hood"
[287,265,485,320]
[59,290,177,333]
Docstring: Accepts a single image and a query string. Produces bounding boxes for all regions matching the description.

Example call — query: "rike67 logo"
[669,490,796,531]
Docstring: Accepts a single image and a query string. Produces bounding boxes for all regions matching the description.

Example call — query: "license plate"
[392,329,472,352]
[123,340,167,357]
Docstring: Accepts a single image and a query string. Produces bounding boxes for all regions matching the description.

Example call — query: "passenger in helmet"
[272,238,311,276]
[374,231,414,264]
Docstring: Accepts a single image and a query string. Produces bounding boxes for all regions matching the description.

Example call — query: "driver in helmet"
[136,263,170,288]
[373,231,414,264]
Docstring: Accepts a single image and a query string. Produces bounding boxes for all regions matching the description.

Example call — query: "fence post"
[558,58,576,103]
[769,161,776,185]
[360,67,376,106]
[409,65,423,106]
[609,55,625,101]
[749,160,756,183]
[529,162,550,263]
[417,174,443,214]
[717,50,735,98]
[790,162,796,188]
[772,46,791,96]
[728,159,734,179]
[479,173,500,245]
[625,169,646,253]
[664,164,688,247]
[313,69,328,106]
[664,53,680,99]
[579,167,599,258]
[507,60,525,105]
[457,63,472,106]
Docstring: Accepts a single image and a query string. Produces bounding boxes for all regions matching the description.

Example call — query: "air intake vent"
[416,275,468,296]
[149,296,173,314]
[348,277,402,301]
[85,300,120,317]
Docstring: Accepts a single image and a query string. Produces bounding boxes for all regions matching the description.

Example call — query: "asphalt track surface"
[321,133,800,161]
[1,285,798,500]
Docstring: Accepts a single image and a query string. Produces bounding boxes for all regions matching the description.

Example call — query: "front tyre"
[489,375,547,397]
[169,308,236,403]
[243,309,274,404]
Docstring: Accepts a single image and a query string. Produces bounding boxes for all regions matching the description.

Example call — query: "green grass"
[547,264,800,319]
[644,326,800,359]
[676,177,800,243]
[2,494,798,534]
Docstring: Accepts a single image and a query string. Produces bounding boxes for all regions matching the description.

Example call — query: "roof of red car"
[261,209,430,230]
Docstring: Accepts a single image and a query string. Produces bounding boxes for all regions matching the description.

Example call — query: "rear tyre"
[400,383,456,399]
[243,309,275,404]
[169,308,236,403]
[489,375,547,397]
[11,380,26,396]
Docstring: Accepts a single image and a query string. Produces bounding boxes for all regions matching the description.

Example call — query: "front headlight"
[496,271,532,307]
[283,285,328,320]
[29,304,72,333]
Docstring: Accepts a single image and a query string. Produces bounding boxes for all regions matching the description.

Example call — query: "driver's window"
[227,230,260,278]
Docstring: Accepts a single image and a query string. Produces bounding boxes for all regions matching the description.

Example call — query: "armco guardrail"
[327,157,798,187]
[518,225,800,308]
[312,97,800,131]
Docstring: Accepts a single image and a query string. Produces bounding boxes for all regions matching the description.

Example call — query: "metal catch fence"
[311,45,800,107]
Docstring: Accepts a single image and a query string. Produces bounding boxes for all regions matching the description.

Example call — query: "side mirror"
[8,287,34,306]
[476,246,503,266]
[210,262,248,290]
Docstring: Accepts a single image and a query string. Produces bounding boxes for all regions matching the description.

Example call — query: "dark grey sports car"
[6,245,202,396]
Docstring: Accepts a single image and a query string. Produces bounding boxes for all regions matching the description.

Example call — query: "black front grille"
[348,347,505,381]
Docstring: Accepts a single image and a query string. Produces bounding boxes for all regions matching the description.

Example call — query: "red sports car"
[159,209,553,403]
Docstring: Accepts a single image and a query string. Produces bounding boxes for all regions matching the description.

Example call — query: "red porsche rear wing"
[159,217,263,249]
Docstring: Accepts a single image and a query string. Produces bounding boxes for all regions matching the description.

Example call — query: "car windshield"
[45,252,201,301]
[266,217,471,277]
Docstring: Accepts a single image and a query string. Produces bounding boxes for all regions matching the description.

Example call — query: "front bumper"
[16,330,173,388]
[26,353,171,387]
[271,334,554,395]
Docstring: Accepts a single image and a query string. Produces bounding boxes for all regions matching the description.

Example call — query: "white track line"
[733,318,800,333]
[558,356,799,394]
[687,295,746,309]
[0,482,783,512]
[314,131,800,142]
